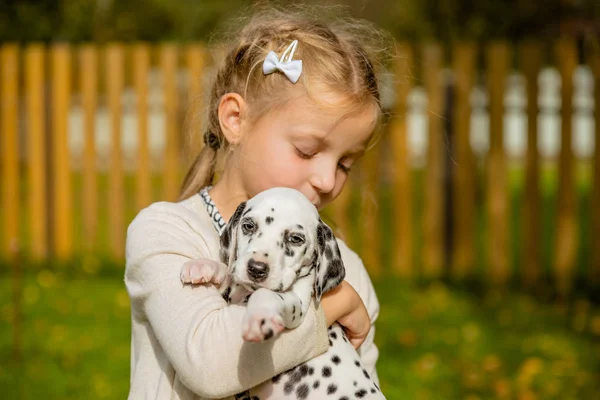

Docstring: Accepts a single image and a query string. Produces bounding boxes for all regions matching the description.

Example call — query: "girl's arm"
[125,202,330,398]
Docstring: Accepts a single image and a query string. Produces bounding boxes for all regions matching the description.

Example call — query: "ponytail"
[178,140,219,201]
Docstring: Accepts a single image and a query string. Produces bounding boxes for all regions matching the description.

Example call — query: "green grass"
[1,270,599,399]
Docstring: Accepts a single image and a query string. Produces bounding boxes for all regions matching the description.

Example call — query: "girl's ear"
[218,92,247,145]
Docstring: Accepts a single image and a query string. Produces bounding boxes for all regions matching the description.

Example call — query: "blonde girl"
[125,5,387,399]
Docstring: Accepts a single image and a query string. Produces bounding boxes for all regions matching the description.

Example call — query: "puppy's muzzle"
[247,259,269,282]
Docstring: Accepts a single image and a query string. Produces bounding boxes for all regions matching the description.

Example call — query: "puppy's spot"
[322,366,332,377]
[355,389,368,398]
[330,331,337,340]
[263,252,268,257]
[313,380,320,389]
[296,383,310,399]
[265,216,273,224]
[362,369,370,379]
[331,355,341,365]
[299,364,309,377]
[272,374,282,383]
[296,224,303,230]
[326,383,337,394]
[324,245,333,260]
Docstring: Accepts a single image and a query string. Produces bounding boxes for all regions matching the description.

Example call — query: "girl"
[125,6,387,399]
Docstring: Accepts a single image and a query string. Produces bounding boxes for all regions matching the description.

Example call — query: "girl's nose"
[309,162,336,194]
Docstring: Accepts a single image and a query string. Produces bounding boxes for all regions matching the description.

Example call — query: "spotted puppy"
[181,187,385,399]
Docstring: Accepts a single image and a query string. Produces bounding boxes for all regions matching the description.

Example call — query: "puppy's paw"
[242,308,285,342]
[180,259,227,285]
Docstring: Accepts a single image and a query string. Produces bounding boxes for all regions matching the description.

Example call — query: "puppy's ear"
[220,201,246,270]
[313,219,345,301]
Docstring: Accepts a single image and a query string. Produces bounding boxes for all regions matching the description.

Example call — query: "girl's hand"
[320,281,370,349]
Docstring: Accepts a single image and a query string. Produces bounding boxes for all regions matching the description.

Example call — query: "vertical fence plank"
[134,43,151,212]
[589,41,600,285]
[332,180,352,245]
[186,43,206,165]
[487,42,510,285]
[422,42,445,278]
[162,44,179,202]
[520,41,543,288]
[106,44,125,260]
[451,42,477,279]
[391,42,413,277]
[360,145,382,277]
[51,44,73,260]
[1,44,20,260]
[80,45,98,253]
[26,44,48,260]
[554,39,578,297]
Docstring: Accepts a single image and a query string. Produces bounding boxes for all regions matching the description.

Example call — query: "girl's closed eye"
[294,146,315,159]
[338,161,352,173]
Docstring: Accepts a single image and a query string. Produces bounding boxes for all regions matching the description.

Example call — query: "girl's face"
[234,92,377,210]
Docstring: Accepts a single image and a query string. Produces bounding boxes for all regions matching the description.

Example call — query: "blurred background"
[1,0,600,398]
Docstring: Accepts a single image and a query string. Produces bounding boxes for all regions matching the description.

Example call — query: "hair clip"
[262,40,303,83]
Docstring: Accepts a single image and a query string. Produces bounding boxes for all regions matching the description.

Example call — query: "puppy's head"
[220,187,345,298]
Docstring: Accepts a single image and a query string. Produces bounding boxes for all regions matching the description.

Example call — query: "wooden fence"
[1,41,599,295]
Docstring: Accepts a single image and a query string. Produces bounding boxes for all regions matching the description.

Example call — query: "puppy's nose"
[247,259,269,282]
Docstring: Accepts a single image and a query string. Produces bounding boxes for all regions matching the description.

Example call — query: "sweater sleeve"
[125,202,330,398]
[336,239,381,385]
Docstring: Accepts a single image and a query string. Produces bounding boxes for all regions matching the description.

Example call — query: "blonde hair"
[179,4,389,201]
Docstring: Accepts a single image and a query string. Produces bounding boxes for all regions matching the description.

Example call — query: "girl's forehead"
[276,91,378,135]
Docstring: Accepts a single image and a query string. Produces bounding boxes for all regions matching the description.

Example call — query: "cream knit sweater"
[125,193,380,399]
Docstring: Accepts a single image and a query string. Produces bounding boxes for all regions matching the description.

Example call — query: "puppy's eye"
[288,233,305,245]
[241,219,256,235]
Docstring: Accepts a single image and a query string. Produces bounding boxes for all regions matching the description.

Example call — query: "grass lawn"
[1,269,598,399]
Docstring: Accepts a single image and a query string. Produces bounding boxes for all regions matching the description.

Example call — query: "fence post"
[332,177,352,246]
[486,41,511,286]
[554,39,578,297]
[451,42,477,279]
[422,42,445,279]
[1,44,20,261]
[106,43,125,261]
[360,137,382,277]
[520,40,543,288]
[161,43,180,202]
[80,44,99,255]
[390,42,413,278]
[51,43,73,261]
[134,43,152,212]
[26,44,48,261]
[185,43,206,166]
[589,40,600,286]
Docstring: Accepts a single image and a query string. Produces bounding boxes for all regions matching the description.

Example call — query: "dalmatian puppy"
[181,187,385,399]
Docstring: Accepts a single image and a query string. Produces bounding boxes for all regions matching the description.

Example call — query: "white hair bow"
[262,40,303,84]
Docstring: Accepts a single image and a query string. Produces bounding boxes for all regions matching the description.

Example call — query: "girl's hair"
[179,4,390,201]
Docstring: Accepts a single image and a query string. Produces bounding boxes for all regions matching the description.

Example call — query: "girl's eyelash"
[295,146,352,172]
[338,162,351,173]
[294,147,313,159]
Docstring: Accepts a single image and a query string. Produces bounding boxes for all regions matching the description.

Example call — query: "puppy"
[180,187,345,342]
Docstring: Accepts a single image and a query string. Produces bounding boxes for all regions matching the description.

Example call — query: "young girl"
[125,6,387,399]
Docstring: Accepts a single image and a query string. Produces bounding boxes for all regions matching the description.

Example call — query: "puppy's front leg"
[242,274,314,342]
[180,258,228,285]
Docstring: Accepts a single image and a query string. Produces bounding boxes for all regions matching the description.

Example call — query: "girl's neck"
[208,170,248,222]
